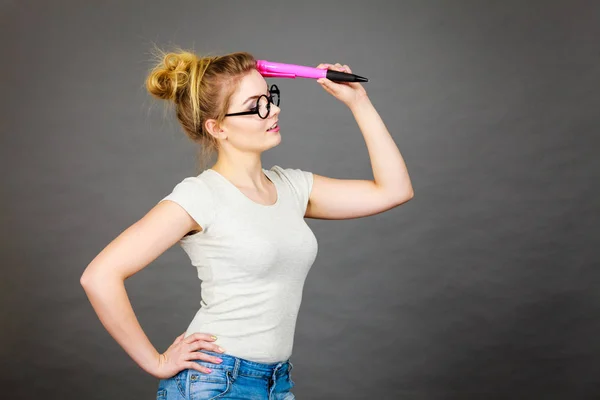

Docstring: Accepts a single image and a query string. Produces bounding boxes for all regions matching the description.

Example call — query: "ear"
[205,118,224,139]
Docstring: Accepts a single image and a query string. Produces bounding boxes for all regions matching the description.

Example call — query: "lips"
[267,120,279,131]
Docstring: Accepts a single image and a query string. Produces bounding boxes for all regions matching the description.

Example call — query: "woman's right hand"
[152,332,226,379]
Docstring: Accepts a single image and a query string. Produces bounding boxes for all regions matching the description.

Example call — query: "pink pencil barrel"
[256,60,326,79]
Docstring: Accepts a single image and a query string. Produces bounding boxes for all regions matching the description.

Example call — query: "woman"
[80,48,413,399]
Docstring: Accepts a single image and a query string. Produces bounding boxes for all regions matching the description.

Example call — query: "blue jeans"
[156,349,296,399]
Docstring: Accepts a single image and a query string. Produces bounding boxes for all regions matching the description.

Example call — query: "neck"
[210,159,269,190]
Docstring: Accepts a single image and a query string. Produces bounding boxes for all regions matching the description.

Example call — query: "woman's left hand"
[316,63,368,109]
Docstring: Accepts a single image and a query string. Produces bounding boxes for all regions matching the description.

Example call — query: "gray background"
[1,0,599,399]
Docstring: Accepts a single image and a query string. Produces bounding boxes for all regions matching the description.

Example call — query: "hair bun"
[146,51,200,102]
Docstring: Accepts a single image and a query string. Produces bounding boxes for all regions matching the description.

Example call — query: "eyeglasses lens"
[257,88,280,119]
[257,96,269,119]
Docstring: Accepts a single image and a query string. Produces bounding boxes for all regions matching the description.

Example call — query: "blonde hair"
[145,45,256,172]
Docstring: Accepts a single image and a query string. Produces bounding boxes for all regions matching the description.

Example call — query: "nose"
[270,103,281,116]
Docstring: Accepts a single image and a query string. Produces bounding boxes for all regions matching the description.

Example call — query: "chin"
[268,131,282,145]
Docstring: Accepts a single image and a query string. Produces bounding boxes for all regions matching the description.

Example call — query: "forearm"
[81,276,159,376]
[349,96,413,198]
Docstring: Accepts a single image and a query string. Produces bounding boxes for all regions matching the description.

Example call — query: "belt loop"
[230,357,240,382]
[270,363,282,383]
[268,364,278,400]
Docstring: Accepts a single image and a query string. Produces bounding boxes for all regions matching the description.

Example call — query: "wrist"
[348,94,372,112]
[143,351,162,377]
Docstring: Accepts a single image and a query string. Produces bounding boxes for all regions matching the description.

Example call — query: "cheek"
[254,122,270,133]
[226,119,269,138]
[232,118,264,131]
[227,127,266,146]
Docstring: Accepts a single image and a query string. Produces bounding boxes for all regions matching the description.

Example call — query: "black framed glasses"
[224,84,280,119]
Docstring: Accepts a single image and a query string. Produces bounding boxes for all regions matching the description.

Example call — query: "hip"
[156,349,295,400]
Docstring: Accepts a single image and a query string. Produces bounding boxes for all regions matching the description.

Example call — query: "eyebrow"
[242,85,270,105]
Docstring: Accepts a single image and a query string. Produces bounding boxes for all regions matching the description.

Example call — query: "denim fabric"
[156,349,295,399]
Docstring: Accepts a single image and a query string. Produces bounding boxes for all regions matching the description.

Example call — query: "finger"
[190,350,223,364]
[213,343,226,353]
[318,79,335,94]
[343,64,352,73]
[184,332,217,344]
[174,332,186,344]
[186,361,213,374]
[319,77,339,89]
[173,332,185,344]
[189,338,225,354]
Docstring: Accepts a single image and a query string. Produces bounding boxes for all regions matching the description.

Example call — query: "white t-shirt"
[159,165,318,363]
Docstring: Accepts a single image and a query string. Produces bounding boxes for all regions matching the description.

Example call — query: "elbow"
[80,265,125,289]
[393,188,414,204]
[80,272,119,293]
[80,266,110,288]
[80,271,94,288]
[80,264,97,287]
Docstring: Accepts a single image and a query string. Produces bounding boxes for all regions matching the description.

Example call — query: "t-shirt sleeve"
[273,165,314,216]
[159,177,216,232]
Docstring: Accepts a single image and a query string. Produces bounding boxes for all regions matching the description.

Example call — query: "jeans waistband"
[198,349,292,381]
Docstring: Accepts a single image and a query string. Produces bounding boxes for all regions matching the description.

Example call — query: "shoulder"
[268,165,313,214]
[168,174,214,198]
[269,165,313,183]
[160,172,218,233]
